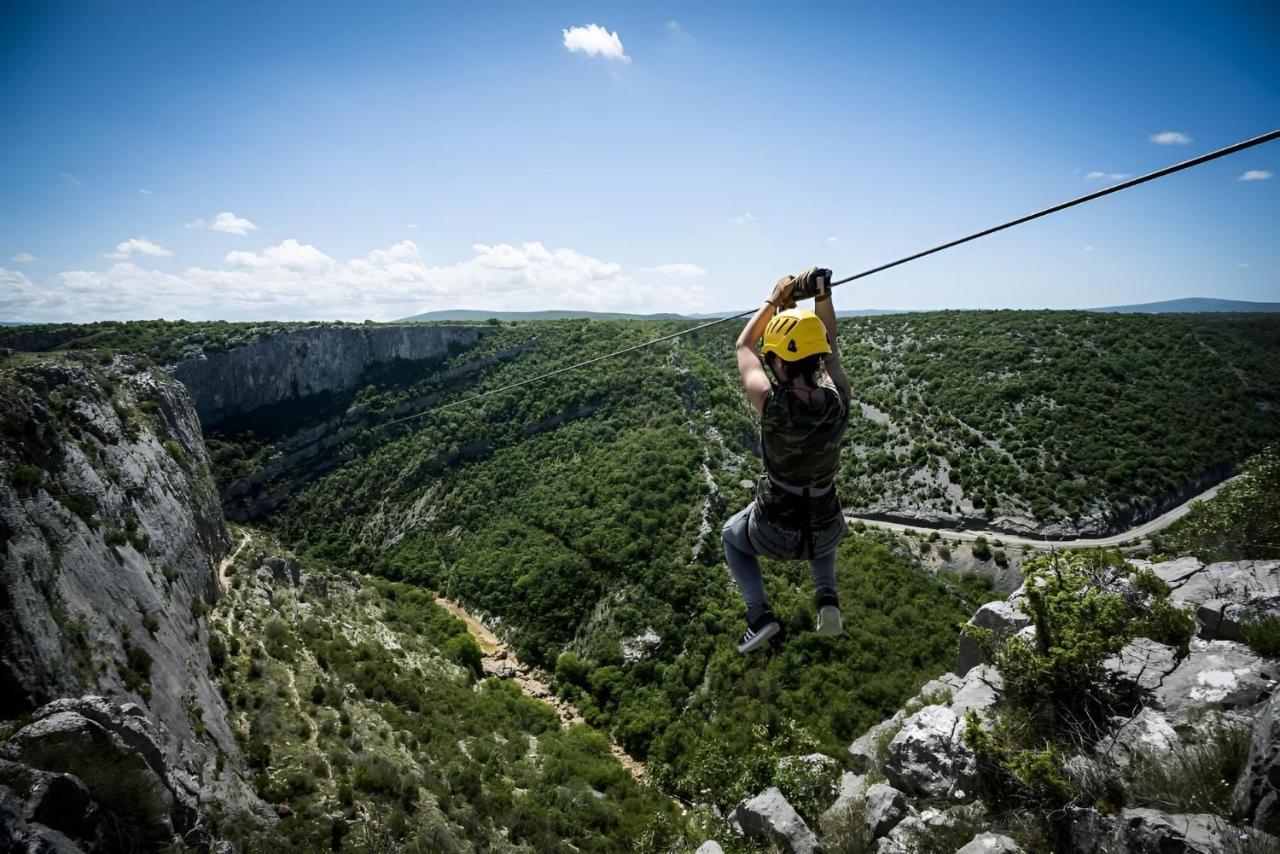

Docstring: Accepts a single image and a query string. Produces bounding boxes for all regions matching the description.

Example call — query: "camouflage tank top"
[760,379,850,487]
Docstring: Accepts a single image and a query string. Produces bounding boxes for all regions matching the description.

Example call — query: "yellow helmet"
[761,308,831,361]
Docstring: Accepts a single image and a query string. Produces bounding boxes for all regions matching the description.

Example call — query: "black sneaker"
[737,606,780,654]
[815,587,842,637]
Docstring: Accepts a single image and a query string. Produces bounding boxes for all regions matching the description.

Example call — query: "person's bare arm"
[736,277,795,415]
[813,291,852,399]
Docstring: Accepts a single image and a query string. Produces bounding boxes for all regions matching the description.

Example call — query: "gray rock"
[1067,806,1237,853]
[1197,595,1280,642]
[863,782,909,839]
[1101,707,1179,770]
[1234,693,1280,831]
[727,787,817,854]
[848,709,906,774]
[1155,639,1279,725]
[949,663,1002,718]
[1168,560,1280,610]
[1146,557,1205,590]
[883,705,976,801]
[822,772,867,822]
[1103,638,1179,697]
[956,600,1031,676]
[695,842,724,854]
[955,831,1025,853]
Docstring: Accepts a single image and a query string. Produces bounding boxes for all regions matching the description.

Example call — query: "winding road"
[847,474,1240,549]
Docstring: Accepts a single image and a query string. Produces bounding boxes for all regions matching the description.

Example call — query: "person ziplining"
[723,267,851,653]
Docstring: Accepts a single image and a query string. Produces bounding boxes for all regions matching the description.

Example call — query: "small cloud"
[60,172,81,186]
[187,211,257,235]
[1085,171,1131,181]
[731,212,758,224]
[405,223,419,229]
[105,237,172,260]
[139,188,153,195]
[826,236,839,244]
[1235,262,1250,269]
[643,263,706,276]
[1083,245,1095,253]
[666,20,682,32]
[562,23,630,63]
[1149,130,1191,145]
[1238,170,1273,182]
[10,252,37,263]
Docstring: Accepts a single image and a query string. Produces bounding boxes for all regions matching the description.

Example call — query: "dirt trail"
[216,530,253,592]
[435,596,650,785]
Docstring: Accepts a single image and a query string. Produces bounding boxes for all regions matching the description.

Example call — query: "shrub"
[11,464,43,496]
[1242,616,1280,659]
[1129,722,1252,816]
[972,537,992,561]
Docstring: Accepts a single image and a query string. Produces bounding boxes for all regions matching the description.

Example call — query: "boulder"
[1103,638,1179,698]
[1067,806,1239,853]
[955,831,1025,853]
[863,782,909,839]
[949,664,1002,719]
[822,772,867,823]
[1168,560,1280,610]
[1100,707,1179,770]
[1144,557,1205,590]
[848,709,906,774]
[694,842,725,854]
[956,601,1031,677]
[1197,596,1280,642]
[1234,693,1280,832]
[727,787,818,854]
[1154,639,1279,726]
[882,705,976,801]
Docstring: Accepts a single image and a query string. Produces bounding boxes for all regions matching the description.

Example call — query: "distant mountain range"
[1088,297,1280,313]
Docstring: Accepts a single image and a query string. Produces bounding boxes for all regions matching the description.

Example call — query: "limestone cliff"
[0,355,266,831]
[170,324,491,426]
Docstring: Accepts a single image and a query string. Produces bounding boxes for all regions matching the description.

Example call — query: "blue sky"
[1,1,1277,321]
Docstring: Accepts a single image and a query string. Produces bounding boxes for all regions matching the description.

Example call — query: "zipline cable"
[374,128,1278,429]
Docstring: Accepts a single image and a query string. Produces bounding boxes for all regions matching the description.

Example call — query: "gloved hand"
[792,267,833,301]
[767,275,797,309]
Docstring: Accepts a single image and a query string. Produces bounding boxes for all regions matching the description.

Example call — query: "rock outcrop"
[728,787,818,854]
[0,359,269,840]
[1234,693,1280,832]
[171,324,491,426]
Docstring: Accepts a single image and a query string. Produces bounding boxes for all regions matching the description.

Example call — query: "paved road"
[847,474,1240,550]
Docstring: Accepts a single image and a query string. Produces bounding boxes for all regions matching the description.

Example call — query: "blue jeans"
[722,502,839,616]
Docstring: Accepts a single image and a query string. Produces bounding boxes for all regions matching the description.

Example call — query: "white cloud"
[405,223,419,229]
[1149,130,1191,145]
[9,238,702,322]
[105,237,172,260]
[643,263,707,276]
[826,236,839,244]
[731,212,758,224]
[1085,171,1131,181]
[187,211,258,235]
[9,252,37,263]
[140,188,153,195]
[61,172,81,186]
[1236,262,1250,269]
[666,20,683,32]
[562,24,630,62]
[1083,245,1095,253]
[1239,170,1273,182]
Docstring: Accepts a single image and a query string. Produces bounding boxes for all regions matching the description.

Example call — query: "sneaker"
[815,588,842,637]
[737,606,780,654]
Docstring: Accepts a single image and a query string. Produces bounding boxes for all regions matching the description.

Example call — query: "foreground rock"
[1103,637,1179,698]
[956,831,1025,853]
[882,705,976,801]
[0,696,205,851]
[956,601,1031,676]
[1154,639,1278,726]
[727,787,818,854]
[1234,693,1280,832]
[1067,806,1240,853]
[863,782,909,839]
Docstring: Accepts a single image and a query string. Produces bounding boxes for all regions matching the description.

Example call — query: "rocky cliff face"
[171,324,491,426]
[0,356,270,845]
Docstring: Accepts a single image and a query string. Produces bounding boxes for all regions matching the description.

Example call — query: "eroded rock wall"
[170,324,490,426]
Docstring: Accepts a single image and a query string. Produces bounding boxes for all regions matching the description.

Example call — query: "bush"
[972,537,992,561]
[1242,616,1280,659]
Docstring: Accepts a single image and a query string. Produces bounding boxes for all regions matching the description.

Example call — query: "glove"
[792,267,833,301]
[767,275,797,309]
